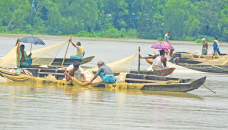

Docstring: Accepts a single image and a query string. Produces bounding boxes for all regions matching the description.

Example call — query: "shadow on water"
[1,80,203,100]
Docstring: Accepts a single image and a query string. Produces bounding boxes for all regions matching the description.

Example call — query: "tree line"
[0,0,228,42]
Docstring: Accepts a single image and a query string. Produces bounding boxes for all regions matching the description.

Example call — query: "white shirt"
[166,53,172,61]
[67,65,84,81]
[153,56,163,67]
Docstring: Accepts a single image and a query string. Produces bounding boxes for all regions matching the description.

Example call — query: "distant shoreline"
[1,33,228,44]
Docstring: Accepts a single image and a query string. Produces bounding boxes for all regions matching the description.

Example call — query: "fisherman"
[202,38,208,55]
[69,38,85,59]
[64,61,86,82]
[16,44,32,66]
[140,50,167,71]
[164,31,171,43]
[88,61,116,85]
[213,37,220,56]
[166,49,179,65]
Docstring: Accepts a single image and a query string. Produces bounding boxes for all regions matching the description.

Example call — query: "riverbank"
[1,33,228,44]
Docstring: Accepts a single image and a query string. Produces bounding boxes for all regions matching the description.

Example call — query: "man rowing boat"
[64,61,86,82]
[140,50,167,71]
[88,61,116,84]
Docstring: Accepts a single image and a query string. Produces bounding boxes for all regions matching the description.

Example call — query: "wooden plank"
[38,72,65,76]
[125,78,164,83]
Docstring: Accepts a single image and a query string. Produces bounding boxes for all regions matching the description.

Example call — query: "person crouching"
[64,61,86,82]
[88,61,116,85]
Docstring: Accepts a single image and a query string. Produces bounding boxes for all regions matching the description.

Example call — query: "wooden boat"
[174,52,227,58]
[178,63,228,73]
[51,56,95,66]
[130,68,175,76]
[96,74,207,92]
[20,56,95,68]
[0,67,206,93]
[147,54,202,64]
[18,67,175,79]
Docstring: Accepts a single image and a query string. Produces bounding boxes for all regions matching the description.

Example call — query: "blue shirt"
[95,65,114,76]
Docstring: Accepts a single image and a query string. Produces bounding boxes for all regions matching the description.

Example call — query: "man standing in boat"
[213,37,220,56]
[88,61,116,85]
[202,38,208,55]
[15,44,32,66]
[140,50,167,71]
[166,49,179,65]
[64,61,86,82]
[69,38,85,59]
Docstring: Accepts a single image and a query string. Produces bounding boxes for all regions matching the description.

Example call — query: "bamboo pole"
[17,39,20,68]
[61,37,71,67]
[138,47,140,74]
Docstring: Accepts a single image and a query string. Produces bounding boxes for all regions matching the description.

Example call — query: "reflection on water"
[1,35,228,129]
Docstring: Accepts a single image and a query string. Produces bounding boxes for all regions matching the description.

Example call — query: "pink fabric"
[151,41,174,50]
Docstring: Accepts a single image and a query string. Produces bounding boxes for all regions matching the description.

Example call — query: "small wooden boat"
[130,68,175,76]
[96,74,207,92]
[147,54,202,64]
[51,56,95,66]
[175,52,227,58]
[18,67,175,79]
[178,63,228,73]
[0,67,206,93]
[20,56,95,68]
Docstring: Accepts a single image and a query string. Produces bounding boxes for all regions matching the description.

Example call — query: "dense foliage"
[0,0,227,42]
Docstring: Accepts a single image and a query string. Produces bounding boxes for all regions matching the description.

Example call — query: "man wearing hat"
[202,38,208,55]
[64,61,86,82]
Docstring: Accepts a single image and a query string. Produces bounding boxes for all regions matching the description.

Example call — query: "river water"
[0,34,228,130]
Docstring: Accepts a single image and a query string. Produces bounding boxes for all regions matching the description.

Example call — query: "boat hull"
[178,63,228,74]
[96,74,206,92]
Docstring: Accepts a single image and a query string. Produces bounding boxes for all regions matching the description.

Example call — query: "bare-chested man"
[202,38,208,55]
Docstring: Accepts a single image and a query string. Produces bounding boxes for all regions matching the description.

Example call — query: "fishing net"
[106,80,180,90]
[0,69,127,86]
[0,41,68,68]
[31,41,68,66]
[200,54,228,65]
[0,46,17,68]
[89,53,137,73]
[181,53,194,58]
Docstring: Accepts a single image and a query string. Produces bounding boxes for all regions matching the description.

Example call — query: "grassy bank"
[0,28,225,43]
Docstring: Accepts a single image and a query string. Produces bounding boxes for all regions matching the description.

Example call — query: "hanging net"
[89,53,137,73]
[0,41,68,68]
[31,41,68,66]
[0,46,17,68]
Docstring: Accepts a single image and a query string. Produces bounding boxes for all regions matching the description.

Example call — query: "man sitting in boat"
[88,61,116,84]
[166,49,179,65]
[17,44,32,66]
[213,37,220,56]
[69,38,85,59]
[202,38,208,55]
[64,61,86,82]
[140,50,167,71]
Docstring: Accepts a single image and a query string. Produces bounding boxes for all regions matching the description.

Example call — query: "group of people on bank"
[202,37,221,56]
